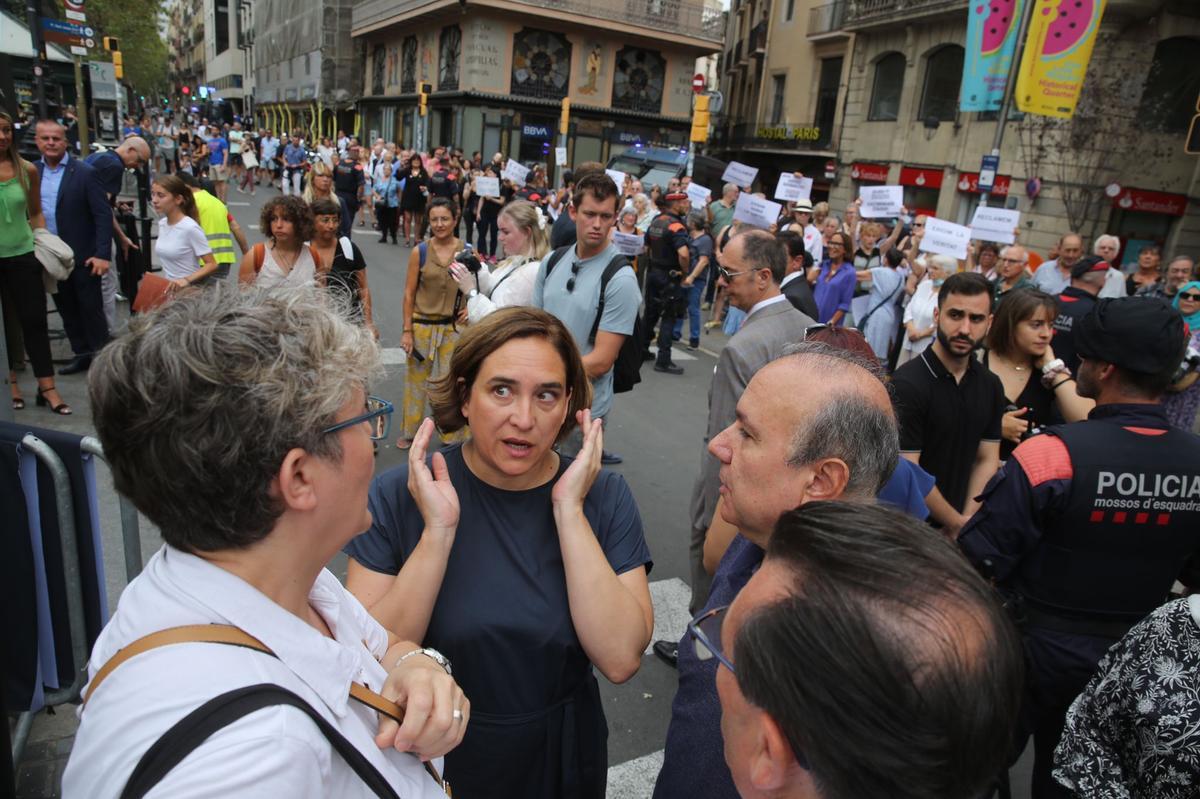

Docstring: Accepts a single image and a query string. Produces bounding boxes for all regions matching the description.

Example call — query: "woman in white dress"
[448,200,548,324]
[238,195,322,289]
[897,254,954,366]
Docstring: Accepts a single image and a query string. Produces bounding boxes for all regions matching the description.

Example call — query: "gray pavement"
[10,185,1031,797]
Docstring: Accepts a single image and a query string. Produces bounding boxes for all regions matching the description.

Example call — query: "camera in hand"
[455,248,483,275]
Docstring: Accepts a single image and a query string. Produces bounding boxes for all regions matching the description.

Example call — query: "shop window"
[1139,37,1200,133]
[918,45,963,122]
[770,75,786,125]
[868,52,905,122]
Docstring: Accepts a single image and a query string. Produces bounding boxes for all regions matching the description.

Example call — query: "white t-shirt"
[62,546,449,798]
[156,216,212,280]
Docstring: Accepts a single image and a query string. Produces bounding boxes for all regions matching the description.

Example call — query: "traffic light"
[418,82,432,117]
[112,50,124,80]
[690,94,710,143]
[560,98,570,135]
[102,36,120,51]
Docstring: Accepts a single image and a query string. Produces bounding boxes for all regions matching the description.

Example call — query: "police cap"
[665,192,689,202]
[1075,297,1185,374]
[1070,254,1109,279]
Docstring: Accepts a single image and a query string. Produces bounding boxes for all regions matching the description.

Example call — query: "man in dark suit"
[35,119,112,374]
[776,229,819,320]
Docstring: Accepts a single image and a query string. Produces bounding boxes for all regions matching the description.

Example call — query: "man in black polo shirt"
[892,272,1004,537]
[1052,254,1106,374]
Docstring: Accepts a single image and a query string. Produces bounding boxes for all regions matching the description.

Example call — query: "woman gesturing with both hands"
[345,307,653,799]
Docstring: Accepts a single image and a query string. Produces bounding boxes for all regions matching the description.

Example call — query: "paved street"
[13,188,1033,798]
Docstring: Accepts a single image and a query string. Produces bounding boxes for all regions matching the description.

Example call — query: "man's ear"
[748,710,810,793]
[804,458,851,501]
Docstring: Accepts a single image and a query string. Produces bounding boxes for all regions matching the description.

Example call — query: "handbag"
[131,273,173,312]
[83,624,452,797]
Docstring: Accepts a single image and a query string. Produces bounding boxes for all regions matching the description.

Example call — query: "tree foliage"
[55,0,170,96]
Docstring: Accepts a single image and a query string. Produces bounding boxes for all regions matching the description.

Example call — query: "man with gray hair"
[708,182,739,236]
[654,342,899,799]
[86,135,150,331]
[1092,233,1129,298]
[1135,254,1195,304]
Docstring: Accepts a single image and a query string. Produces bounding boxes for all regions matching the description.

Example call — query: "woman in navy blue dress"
[345,307,653,798]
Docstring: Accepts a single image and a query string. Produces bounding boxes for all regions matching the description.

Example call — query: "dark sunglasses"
[566,261,582,292]
[1180,292,1200,301]
[322,396,393,441]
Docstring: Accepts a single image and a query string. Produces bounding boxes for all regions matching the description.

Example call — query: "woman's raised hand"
[552,409,603,511]
[408,418,460,536]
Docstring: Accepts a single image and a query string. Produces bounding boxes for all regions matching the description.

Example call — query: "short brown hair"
[428,307,592,442]
[260,195,314,242]
[987,288,1058,358]
[571,171,620,215]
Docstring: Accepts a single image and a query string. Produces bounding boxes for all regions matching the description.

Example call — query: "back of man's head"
[775,230,812,274]
[732,500,1022,799]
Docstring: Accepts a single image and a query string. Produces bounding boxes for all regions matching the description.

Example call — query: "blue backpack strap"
[418,241,427,268]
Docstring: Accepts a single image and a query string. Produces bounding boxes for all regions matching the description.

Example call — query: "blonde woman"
[448,200,549,323]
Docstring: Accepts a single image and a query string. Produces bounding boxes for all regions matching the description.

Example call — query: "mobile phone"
[411,348,426,363]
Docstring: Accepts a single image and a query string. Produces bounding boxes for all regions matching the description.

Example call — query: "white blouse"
[465,254,538,323]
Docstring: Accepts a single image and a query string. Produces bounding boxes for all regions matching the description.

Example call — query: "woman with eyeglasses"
[1164,282,1200,431]
[63,288,466,798]
[398,197,468,450]
[345,307,653,799]
[984,289,1093,461]
[811,231,857,326]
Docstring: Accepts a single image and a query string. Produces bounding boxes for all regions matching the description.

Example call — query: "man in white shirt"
[1092,233,1129,298]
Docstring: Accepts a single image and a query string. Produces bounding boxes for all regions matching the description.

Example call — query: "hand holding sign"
[774,173,813,203]
[969,206,1020,245]
[732,193,782,229]
[686,182,712,211]
[475,176,500,198]
[606,169,629,191]
[858,186,903,218]
[501,159,530,187]
[721,161,758,189]
[611,231,644,257]
[919,218,971,260]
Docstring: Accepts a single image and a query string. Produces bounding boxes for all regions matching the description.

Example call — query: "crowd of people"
[5,106,1200,799]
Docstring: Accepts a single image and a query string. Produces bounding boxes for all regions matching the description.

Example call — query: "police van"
[605,144,727,197]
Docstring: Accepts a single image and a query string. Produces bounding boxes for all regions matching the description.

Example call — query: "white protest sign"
[605,168,628,189]
[732,193,782,229]
[774,173,813,203]
[611,231,644,257]
[501,159,529,186]
[555,147,567,167]
[919,217,971,260]
[686,182,712,210]
[474,176,500,198]
[858,185,903,218]
[721,161,758,188]
[969,206,1020,244]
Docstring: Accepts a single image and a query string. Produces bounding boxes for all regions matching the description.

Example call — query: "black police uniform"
[333,157,364,237]
[1052,286,1097,374]
[642,211,690,369]
[959,298,1200,799]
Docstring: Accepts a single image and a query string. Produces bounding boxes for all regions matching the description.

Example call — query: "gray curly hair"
[89,285,381,553]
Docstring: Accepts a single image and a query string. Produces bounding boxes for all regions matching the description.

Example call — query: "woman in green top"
[0,111,69,414]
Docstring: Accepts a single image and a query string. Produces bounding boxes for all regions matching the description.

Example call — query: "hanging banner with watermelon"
[960,0,1026,112]
[1015,0,1107,118]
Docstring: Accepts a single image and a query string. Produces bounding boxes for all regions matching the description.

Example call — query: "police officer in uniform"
[1051,254,1106,374]
[333,143,364,237]
[642,192,692,375]
[959,297,1200,798]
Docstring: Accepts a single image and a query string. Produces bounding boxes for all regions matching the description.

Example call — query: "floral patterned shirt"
[1054,595,1200,798]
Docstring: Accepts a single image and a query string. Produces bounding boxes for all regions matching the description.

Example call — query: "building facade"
[826,0,1200,261]
[252,0,357,139]
[167,0,207,110]
[351,0,724,165]
[710,0,853,202]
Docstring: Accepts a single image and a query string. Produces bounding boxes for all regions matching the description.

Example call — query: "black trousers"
[53,261,109,357]
[463,210,477,249]
[643,268,685,366]
[376,206,399,242]
[477,215,499,256]
[337,191,359,238]
[0,251,54,378]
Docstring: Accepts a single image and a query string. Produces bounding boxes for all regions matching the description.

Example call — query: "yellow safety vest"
[193,190,237,276]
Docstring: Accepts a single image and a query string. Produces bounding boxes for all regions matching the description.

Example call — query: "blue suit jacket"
[38,155,112,264]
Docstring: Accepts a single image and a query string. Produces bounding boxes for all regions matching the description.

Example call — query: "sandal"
[36,386,72,415]
[11,392,24,410]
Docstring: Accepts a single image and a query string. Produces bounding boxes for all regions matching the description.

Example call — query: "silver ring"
[452,709,464,721]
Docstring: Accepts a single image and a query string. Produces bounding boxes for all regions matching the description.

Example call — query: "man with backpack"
[532,171,642,465]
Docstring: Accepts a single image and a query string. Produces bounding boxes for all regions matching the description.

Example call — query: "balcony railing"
[711,121,833,151]
[807,1,846,35]
[353,0,725,43]
[843,0,965,27]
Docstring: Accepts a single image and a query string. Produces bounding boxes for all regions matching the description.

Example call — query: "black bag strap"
[857,277,903,330]
[120,683,401,799]
[588,255,632,345]
[543,245,571,278]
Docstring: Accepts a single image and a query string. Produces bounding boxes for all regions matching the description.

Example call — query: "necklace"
[273,243,301,274]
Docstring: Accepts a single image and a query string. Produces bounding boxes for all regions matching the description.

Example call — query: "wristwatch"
[397,647,453,676]
[466,288,479,300]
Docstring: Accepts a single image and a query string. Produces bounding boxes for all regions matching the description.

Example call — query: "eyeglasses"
[912,222,925,228]
[1180,293,1200,301]
[1000,257,1026,265]
[566,261,582,292]
[322,396,394,441]
[688,605,735,674]
[718,266,753,281]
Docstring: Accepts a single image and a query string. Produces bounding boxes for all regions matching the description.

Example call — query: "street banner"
[686,182,711,210]
[475,176,500,197]
[969,206,1020,244]
[858,185,903,218]
[721,161,758,189]
[960,0,1027,112]
[1015,0,1107,119]
[501,159,529,186]
[919,218,971,260]
[611,231,644,257]
[732,193,781,229]
[774,173,813,203]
